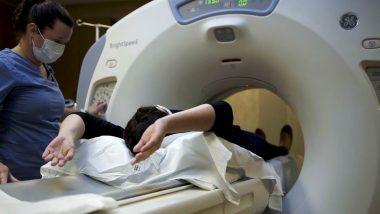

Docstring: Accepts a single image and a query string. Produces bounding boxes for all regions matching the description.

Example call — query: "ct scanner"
[76,0,380,212]
[1,0,380,213]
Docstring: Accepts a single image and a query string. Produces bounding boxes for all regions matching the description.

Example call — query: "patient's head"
[123,106,168,153]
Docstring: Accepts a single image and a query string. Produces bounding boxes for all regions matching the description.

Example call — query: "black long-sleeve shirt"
[73,101,234,140]
[72,100,288,160]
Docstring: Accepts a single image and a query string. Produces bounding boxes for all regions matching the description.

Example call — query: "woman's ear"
[26,23,38,36]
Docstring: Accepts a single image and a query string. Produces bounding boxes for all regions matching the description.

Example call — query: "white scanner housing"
[77,0,380,213]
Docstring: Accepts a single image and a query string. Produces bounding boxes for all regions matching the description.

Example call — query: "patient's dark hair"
[123,106,167,153]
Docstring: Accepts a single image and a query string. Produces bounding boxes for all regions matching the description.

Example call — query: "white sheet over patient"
[41,132,282,209]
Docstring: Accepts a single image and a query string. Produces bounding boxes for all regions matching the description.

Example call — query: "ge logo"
[340,12,358,30]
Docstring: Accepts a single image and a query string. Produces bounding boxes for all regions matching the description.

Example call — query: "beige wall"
[225,89,304,157]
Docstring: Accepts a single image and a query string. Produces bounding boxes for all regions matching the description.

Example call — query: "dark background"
[0,0,150,100]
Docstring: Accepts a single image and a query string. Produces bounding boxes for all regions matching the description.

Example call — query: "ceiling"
[0,0,131,7]
[57,0,130,5]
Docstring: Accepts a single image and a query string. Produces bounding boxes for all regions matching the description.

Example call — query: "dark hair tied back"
[13,0,73,36]
[14,0,45,33]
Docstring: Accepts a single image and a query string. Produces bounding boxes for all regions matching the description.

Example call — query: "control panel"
[169,0,279,24]
[91,81,117,106]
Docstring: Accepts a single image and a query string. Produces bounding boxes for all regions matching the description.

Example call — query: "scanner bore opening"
[223,88,304,193]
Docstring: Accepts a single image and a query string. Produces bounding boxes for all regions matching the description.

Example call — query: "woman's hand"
[42,135,75,167]
[131,118,167,164]
[0,162,19,184]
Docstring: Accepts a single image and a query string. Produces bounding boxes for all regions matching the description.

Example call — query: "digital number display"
[238,0,248,6]
[205,0,248,6]
[178,0,276,22]
[204,0,220,5]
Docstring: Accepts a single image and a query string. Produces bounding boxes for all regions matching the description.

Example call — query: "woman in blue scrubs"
[0,0,74,183]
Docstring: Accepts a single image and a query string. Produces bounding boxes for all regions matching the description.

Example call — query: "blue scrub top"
[0,48,64,180]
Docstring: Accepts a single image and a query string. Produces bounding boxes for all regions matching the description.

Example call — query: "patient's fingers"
[0,163,9,184]
[42,147,53,160]
[134,125,153,152]
[57,152,65,160]
[8,173,19,183]
[42,143,55,159]
[43,153,54,162]
[132,151,151,164]
[132,142,161,164]
[132,122,166,164]
[58,159,66,167]
[133,140,157,161]
[132,147,153,163]
[0,174,7,184]
[42,136,64,158]
[133,140,144,153]
[141,140,160,154]
[43,135,75,167]
[64,149,74,161]
[51,157,59,166]
[140,138,156,152]
[42,147,51,159]
[131,153,144,164]
[141,132,164,153]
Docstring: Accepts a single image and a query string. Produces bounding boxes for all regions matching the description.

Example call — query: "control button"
[362,38,380,49]
[214,27,235,42]
[106,59,118,68]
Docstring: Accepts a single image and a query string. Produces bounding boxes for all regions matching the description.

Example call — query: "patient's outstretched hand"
[132,119,167,164]
[42,135,75,167]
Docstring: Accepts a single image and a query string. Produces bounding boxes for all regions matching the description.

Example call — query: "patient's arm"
[61,101,107,121]
[42,114,85,166]
[72,112,124,139]
[43,111,124,166]
[132,103,216,164]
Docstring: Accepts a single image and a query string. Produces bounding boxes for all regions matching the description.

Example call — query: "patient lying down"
[41,101,286,210]
[43,101,288,167]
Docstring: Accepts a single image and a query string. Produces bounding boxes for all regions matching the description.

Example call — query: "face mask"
[32,28,65,64]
